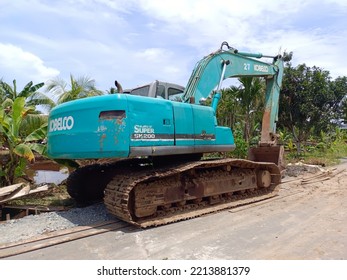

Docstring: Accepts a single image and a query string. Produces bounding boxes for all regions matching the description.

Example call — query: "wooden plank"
[26,184,50,194]
[0,183,24,197]
[0,184,51,204]
[2,205,66,212]
[0,185,31,204]
[0,221,128,258]
[0,220,118,249]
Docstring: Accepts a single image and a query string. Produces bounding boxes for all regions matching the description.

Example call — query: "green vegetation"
[277,62,347,165]
[0,79,50,187]
[216,57,347,165]
[0,75,105,188]
[0,97,48,186]
[278,64,347,154]
[45,74,103,104]
[282,127,347,166]
[0,79,55,112]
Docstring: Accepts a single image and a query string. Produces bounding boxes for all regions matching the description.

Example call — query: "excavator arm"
[182,42,284,147]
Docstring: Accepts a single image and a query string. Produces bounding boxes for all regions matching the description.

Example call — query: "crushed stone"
[285,162,323,177]
[0,203,113,245]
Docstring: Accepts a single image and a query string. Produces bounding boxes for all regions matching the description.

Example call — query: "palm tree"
[220,77,264,143]
[236,77,264,142]
[218,87,239,128]
[45,74,103,104]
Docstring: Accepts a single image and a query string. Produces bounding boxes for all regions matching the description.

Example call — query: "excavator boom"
[183,42,284,147]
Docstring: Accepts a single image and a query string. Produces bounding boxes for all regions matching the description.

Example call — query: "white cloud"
[1,0,346,92]
[126,48,189,86]
[325,0,347,6]
[0,43,60,87]
[138,0,306,21]
[132,0,347,78]
[122,0,310,56]
[135,48,168,61]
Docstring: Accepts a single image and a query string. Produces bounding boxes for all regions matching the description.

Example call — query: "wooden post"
[6,213,10,221]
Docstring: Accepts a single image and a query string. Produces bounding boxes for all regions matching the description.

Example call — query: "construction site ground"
[3,159,347,260]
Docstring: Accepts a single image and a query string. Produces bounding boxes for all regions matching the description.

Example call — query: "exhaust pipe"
[115,80,123,93]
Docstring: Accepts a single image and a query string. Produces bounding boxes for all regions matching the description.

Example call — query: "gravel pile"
[0,203,114,245]
[285,162,323,177]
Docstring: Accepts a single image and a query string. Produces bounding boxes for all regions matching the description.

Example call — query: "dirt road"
[4,161,347,260]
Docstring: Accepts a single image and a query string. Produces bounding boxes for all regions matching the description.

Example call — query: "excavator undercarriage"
[67,154,282,228]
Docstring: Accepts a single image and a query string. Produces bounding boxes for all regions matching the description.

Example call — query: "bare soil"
[4,160,347,260]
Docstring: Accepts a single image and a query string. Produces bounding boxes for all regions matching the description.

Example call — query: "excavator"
[47,42,284,227]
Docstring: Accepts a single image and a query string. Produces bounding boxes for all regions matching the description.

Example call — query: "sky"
[1,0,347,93]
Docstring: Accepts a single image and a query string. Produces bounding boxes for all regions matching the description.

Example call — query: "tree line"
[1,61,347,187]
[217,62,347,157]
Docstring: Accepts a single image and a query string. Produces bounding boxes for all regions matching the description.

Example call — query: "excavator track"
[104,158,281,228]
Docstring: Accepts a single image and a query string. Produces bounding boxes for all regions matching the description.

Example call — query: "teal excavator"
[47,42,284,227]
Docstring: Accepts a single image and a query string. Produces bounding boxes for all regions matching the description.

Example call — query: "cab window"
[168,87,183,101]
[156,85,165,99]
[131,86,150,97]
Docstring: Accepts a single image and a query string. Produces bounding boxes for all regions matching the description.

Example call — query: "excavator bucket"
[248,145,285,171]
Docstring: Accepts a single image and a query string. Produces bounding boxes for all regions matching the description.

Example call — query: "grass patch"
[284,136,347,167]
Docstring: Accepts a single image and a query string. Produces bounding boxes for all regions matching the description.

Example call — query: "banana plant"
[0,79,55,112]
[0,97,47,187]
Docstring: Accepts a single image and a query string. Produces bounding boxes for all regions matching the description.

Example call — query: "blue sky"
[1,0,347,92]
